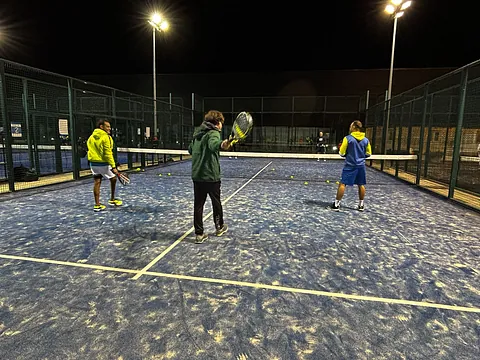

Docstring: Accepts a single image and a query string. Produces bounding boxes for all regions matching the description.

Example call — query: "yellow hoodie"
[87,128,116,168]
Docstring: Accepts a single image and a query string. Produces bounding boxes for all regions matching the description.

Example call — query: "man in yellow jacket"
[87,119,123,212]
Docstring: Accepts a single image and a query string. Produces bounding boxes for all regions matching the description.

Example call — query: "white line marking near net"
[131,161,273,280]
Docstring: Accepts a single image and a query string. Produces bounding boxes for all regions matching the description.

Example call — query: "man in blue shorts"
[330,120,371,212]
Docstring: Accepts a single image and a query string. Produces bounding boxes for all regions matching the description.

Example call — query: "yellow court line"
[0,253,479,313]
[0,253,138,274]
[131,161,273,280]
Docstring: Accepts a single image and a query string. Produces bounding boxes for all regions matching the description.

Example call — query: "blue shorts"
[341,166,366,186]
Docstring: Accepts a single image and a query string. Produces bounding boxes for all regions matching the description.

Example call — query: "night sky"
[0,0,477,76]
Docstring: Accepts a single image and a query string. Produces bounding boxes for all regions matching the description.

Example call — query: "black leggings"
[193,181,224,235]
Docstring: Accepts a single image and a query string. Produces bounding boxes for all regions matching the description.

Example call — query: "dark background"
[0,0,475,98]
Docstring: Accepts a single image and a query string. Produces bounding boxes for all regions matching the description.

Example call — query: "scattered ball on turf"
[290,175,294,179]
[304,181,308,185]
[167,173,171,176]
[326,180,330,183]
[336,181,340,184]
[158,174,162,177]
[135,168,141,172]
[271,168,275,171]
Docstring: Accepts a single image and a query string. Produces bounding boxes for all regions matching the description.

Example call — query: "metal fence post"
[67,78,80,180]
[395,105,404,177]
[111,89,118,161]
[21,79,35,169]
[191,93,195,128]
[416,85,430,185]
[364,90,370,126]
[140,97,146,168]
[0,60,15,191]
[380,91,388,171]
[405,101,413,172]
[423,94,435,178]
[448,68,469,198]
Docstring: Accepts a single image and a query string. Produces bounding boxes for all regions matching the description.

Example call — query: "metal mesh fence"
[365,60,480,210]
[204,96,362,153]
[0,59,199,193]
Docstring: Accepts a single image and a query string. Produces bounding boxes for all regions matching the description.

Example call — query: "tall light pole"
[148,13,169,141]
[384,0,412,153]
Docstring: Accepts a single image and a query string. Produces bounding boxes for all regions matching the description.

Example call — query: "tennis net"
[115,147,418,185]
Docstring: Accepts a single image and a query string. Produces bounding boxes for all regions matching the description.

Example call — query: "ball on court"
[304,181,308,185]
[271,168,275,171]
[158,174,162,177]
[167,173,171,176]
[336,181,340,184]
[290,175,294,179]
[135,168,141,172]
[326,180,330,183]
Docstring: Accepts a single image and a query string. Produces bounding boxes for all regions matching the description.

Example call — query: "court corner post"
[0,60,16,192]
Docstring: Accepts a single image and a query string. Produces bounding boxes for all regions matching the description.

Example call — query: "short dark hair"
[97,118,111,128]
[351,120,363,131]
[204,110,224,125]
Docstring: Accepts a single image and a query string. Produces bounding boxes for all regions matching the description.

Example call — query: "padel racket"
[229,111,253,145]
[117,172,130,186]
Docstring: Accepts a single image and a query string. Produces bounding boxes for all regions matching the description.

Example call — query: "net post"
[0,60,15,192]
[67,78,80,181]
[416,85,430,185]
[448,68,469,198]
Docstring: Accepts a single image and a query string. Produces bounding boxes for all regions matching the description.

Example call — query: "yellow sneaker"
[108,199,123,207]
[94,204,107,212]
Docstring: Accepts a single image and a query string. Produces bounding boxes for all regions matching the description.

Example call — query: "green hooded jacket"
[188,122,223,182]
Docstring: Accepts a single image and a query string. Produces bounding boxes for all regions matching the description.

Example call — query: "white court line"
[131,161,273,280]
[0,253,479,313]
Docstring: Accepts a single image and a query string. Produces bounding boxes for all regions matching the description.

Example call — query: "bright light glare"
[391,0,403,5]
[151,13,162,25]
[401,1,412,10]
[159,21,169,31]
[385,4,395,14]
[396,11,405,18]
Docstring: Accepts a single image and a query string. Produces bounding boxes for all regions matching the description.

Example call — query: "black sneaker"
[330,202,340,211]
[358,204,365,212]
[195,234,208,244]
[216,224,228,236]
